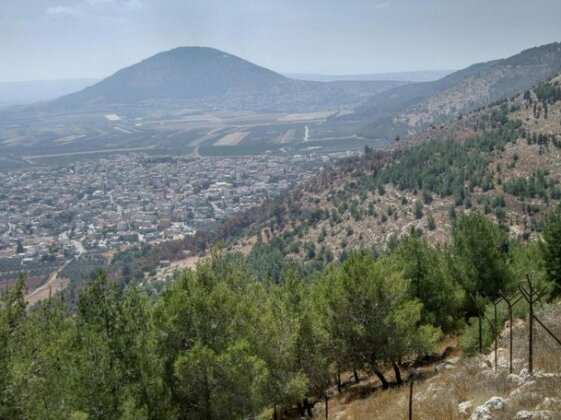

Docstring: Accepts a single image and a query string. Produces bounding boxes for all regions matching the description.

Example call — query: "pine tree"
[542,205,561,289]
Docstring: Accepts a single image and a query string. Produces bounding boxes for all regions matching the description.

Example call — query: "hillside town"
[0,150,353,285]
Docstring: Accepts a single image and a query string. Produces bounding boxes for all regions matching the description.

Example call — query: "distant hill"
[0,79,97,108]
[57,47,285,105]
[52,47,405,112]
[286,70,454,83]
[357,42,561,139]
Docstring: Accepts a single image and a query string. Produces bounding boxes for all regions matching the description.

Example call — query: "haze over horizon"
[2,0,561,83]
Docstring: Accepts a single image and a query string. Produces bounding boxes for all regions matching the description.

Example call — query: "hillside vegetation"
[241,74,561,267]
[322,303,561,419]
[2,208,561,419]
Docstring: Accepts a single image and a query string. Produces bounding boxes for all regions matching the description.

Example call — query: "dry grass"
[313,305,561,419]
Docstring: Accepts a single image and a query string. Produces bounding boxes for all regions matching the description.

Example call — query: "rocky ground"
[308,303,561,419]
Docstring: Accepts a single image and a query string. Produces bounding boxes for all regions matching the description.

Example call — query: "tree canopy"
[0,211,559,418]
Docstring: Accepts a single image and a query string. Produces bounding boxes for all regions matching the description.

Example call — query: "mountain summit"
[56,47,286,106]
[53,47,403,111]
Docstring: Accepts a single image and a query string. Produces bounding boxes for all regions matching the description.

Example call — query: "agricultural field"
[0,257,60,291]
[0,257,24,282]
[213,131,249,146]
[59,255,108,281]
[275,129,296,144]
[0,105,369,168]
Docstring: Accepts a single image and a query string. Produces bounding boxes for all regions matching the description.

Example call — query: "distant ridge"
[357,42,561,139]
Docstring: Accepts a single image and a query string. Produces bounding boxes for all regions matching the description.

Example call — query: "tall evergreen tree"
[542,205,561,289]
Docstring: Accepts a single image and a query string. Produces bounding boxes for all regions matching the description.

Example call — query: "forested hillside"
[2,208,561,419]
[238,74,561,268]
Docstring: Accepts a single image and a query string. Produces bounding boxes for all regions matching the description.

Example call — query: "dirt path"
[26,261,70,306]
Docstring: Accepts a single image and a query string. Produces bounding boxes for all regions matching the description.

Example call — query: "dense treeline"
[373,120,521,205]
[533,81,561,105]
[2,210,561,419]
[502,169,561,200]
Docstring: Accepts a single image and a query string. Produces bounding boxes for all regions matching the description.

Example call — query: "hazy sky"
[1,0,561,82]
